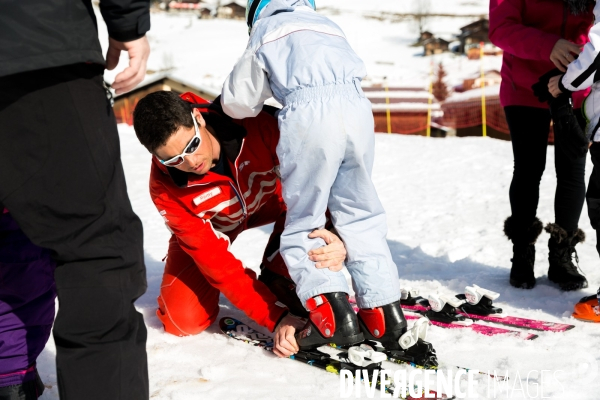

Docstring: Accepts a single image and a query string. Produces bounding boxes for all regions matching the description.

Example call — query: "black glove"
[531,68,565,103]
[549,94,589,161]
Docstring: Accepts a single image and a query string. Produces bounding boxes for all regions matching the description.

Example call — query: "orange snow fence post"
[384,77,391,134]
[480,42,487,137]
[426,61,433,137]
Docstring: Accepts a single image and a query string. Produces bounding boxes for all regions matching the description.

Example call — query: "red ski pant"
[157,207,288,336]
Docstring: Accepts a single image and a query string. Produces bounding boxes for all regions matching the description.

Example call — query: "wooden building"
[416,31,433,45]
[217,1,245,19]
[457,18,489,54]
[112,74,218,125]
[423,37,450,56]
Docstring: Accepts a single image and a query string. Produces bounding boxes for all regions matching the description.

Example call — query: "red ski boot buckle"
[306,295,336,338]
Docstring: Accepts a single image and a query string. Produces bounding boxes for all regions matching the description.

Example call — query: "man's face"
[154,110,217,175]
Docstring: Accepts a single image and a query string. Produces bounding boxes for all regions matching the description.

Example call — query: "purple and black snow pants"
[0,211,55,392]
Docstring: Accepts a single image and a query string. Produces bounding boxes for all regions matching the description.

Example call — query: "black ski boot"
[546,223,588,291]
[295,292,364,350]
[504,216,543,289]
[357,300,438,368]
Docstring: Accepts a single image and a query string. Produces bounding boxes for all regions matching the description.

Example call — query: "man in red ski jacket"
[133,91,345,356]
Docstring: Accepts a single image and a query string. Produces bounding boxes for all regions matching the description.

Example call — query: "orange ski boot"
[572,290,600,322]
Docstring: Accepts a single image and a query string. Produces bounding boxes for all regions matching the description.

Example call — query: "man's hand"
[273,314,304,357]
[548,75,564,98]
[308,229,347,272]
[106,36,150,94]
[550,39,581,72]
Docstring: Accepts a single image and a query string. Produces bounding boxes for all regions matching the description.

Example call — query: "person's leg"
[503,106,550,288]
[505,106,551,225]
[254,208,308,317]
[554,108,587,230]
[0,212,55,399]
[157,236,220,335]
[276,98,350,305]
[326,94,400,309]
[320,91,434,365]
[276,85,363,349]
[546,108,588,290]
[0,64,148,400]
[587,143,600,256]
[572,143,600,320]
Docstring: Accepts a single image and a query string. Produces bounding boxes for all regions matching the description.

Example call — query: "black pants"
[504,106,586,232]
[587,144,600,256]
[0,64,148,400]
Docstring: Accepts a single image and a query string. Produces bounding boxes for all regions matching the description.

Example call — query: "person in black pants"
[0,1,151,399]
[503,106,588,290]
[490,0,593,291]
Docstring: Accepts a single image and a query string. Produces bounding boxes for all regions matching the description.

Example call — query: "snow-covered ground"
[35,2,600,399]
[36,131,600,400]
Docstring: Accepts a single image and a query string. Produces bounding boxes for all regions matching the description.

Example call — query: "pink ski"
[454,311,574,333]
[350,301,537,340]
[403,313,538,340]
[401,301,574,333]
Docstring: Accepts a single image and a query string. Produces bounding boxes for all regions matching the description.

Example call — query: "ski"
[219,317,454,399]
[347,299,509,380]
[403,311,538,340]
[401,285,574,333]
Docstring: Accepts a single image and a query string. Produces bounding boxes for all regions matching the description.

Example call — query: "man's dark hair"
[133,91,194,153]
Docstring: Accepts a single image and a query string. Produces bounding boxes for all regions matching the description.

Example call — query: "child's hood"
[255,0,315,23]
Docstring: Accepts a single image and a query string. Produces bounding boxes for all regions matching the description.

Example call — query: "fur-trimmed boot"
[504,216,544,289]
[546,223,588,291]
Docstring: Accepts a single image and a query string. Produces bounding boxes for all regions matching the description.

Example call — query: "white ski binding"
[347,343,387,367]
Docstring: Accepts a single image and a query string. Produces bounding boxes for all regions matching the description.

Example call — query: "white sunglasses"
[159,113,202,167]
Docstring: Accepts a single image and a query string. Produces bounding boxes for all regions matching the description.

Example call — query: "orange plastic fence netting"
[441,97,508,134]
[373,113,428,135]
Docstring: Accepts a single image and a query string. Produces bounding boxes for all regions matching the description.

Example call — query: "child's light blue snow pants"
[276,81,401,310]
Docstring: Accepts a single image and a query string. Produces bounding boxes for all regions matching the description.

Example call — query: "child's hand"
[550,39,581,72]
[548,75,563,98]
[308,229,347,272]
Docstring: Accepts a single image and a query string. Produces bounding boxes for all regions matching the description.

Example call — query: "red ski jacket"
[489,0,593,108]
[149,93,287,332]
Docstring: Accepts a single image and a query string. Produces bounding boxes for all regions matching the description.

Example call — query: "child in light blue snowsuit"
[220,0,401,313]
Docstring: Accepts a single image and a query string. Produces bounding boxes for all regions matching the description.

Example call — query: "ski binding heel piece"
[465,285,499,304]
[426,294,472,326]
[456,284,504,317]
[398,317,429,350]
[348,344,387,367]
[400,287,423,306]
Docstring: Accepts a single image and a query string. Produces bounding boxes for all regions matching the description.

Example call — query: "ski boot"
[357,300,438,368]
[546,223,588,291]
[572,288,600,322]
[295,292,364,350]
[504,216,543,289]
[456,284,503,316]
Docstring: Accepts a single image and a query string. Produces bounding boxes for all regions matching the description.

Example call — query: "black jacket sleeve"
[100,0,151,42]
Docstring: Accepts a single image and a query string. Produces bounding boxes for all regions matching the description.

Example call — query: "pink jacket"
[489,0,593,108]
